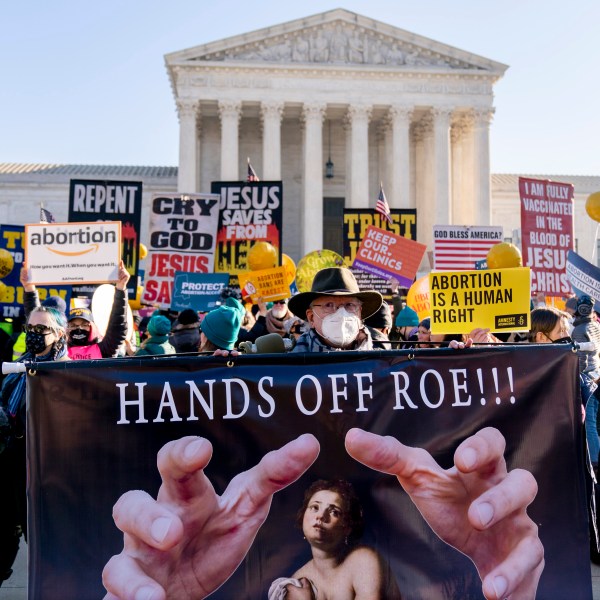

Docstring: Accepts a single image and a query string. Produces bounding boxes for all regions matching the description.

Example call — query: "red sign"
[519,177,574,296]
[352,225,427,288]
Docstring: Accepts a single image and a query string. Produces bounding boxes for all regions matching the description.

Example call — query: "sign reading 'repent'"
[25,221,121,285]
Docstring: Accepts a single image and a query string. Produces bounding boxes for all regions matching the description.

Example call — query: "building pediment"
[165,9,507,74]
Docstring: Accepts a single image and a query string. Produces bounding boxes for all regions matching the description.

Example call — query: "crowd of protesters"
[1,264,600,588]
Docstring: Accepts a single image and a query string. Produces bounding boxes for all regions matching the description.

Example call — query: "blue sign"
[566,250,600,312]
[475,259,487,270]
[171,272,230,312]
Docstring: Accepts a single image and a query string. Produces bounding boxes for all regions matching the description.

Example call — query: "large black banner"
[27,346,590,599]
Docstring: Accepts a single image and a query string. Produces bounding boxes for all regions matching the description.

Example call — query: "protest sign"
[344,209,417,294]
[519,177,574,297]
[170,272,230,312]
[429,267,531,334]
[142,194,220,308]
[238,265,289,303]
[353,225,426,287]
[27,346,590,599]
[0,225,71,318]
[211,181,283,279]
[68,179,142,293]
[566,250,600,310]
[24,222,121,285]
[433,225,503,270]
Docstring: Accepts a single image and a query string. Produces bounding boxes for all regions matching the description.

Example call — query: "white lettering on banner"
[72,184,138,214]
[114,366,518,424]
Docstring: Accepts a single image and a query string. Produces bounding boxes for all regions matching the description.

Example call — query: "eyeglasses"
[67,322,91,331]
[310,301,362,315]
[25,324,53,335]
[273,300,287,305]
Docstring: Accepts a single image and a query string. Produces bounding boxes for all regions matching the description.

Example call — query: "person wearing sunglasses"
[0,305,68,587]
[288,268,382,352]
[20,261,130,360]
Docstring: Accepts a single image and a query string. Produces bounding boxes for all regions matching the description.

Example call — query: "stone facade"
[165,8,507,259]
[1,10,598,270]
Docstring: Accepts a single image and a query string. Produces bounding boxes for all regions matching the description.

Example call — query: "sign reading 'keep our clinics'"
[429,267,531,334]
[25,222,121,285]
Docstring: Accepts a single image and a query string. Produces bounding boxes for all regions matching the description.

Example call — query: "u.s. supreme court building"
[1,9,598,267]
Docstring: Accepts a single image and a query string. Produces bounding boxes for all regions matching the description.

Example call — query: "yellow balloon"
[129,286,144,311]
[139,243,148,260]
[282,253,296,286]
[406,276,430,321]
[247,241,278,271]
[295,249,346,293]
[486,242,522,269]
[586,191,600,223]
[0,249,14,279]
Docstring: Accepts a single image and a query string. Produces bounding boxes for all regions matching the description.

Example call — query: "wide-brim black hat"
[288,267,383,321]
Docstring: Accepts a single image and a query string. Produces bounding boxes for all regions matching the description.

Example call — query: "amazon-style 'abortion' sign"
[24,221,121,285]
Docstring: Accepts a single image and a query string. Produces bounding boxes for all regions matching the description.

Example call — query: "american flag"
[375,183,392,225]
[247,159,259,182]
[40,207,55,223]
[433,225,504,270]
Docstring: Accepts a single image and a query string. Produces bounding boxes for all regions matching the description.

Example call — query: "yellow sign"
[238,266,289,304]
[429,267,531,334]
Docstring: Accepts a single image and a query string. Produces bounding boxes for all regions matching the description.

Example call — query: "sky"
[2,0,599,175]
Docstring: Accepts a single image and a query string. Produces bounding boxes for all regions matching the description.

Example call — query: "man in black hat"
[288,267,382,352]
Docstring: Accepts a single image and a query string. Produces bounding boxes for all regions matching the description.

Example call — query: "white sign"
[25,222,121,285]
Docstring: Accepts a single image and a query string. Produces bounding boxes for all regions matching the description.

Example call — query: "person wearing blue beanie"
[135,314,175,356]
[394,305,420,346]
[200,297,244,351]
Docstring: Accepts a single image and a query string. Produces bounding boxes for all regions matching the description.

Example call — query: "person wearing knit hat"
[394,305,420,346]
[200,297,244,351]
[135,314,175,356]
[363,302,392,349]
[41,295,67,315]
[171,308,201,353]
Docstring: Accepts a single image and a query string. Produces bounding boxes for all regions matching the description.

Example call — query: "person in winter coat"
[21,261,130,360]
[200,298,244,352]
[364,301,392,349]
[135,315,175,356]
[170,309,201,353]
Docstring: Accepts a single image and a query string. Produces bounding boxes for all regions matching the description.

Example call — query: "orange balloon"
[139,243,148,260]
[406,276,430,320]
[282,253,296,286]
[586,191,600,223]
[486,242,522,269]
[247,241,278,271]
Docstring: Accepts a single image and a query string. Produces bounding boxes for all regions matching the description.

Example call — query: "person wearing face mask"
[288,268,382,352]
[0,306,68,587]
[266,298,295,338]
[20,262,130,360]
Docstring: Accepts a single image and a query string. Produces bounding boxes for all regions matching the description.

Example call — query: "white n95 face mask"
[320,307,361,347]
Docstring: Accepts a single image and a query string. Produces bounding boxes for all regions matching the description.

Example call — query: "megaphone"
[238,333,295,354]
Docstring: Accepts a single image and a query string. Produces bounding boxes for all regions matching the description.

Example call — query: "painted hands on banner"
[103,427,542,600]
[102,434,320,600]
[345,426,544,600]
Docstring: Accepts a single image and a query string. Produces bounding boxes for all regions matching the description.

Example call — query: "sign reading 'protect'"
[25,221,121,285]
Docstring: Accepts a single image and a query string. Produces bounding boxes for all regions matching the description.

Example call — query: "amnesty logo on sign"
[495,314,529,329]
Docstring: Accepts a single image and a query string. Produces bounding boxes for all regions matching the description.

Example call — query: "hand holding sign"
[345,427,544,600]
[102,434,320,600]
